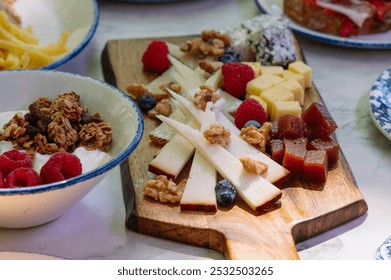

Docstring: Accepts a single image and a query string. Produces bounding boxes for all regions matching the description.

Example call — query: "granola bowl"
[0,70,143,228]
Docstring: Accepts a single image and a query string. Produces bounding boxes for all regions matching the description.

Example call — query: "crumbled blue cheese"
[225,14,296,67]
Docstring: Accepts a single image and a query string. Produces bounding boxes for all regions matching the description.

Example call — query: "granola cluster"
[0,92,112,157]
[193,85,221,111]
[203,123,231,147]
[143,175,183,203]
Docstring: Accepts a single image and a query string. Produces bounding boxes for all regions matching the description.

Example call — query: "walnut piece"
[155,98,172,117]
[193,85,221,111]
[240,156,269,175]
[126,83,149,99]
[203,123,231,147]
[198,60,223,74]
[159,82,182,94]
[240,122,272,153]
[143,175,183,204]
[180,30,231,58]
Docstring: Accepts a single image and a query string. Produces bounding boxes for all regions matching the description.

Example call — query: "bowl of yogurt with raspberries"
[0,70,143,228]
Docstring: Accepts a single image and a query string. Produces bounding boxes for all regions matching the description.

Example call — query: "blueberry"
[218,53,238,64]
[137,95,157,112]
[215,179,237,206]
[244,120,261,129]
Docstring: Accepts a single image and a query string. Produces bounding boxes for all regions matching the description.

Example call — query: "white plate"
[255,0,391,49]
[369,67,391,141]
[13,0,99,69]
[0,251,62,260]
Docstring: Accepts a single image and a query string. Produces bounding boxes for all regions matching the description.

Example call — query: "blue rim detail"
[42,0,100,70]
[254,0,391,49]
[0,70,144,195]
[369,68,391,140]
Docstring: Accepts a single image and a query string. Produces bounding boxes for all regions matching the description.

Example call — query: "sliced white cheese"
[166,42,199,69]
[204,68,223,90]
[157,115,282,213]
[168,55,205,91]
[216,113,290,184]
[180,103,217,212]
[148,118,198,179]
[145,67,176,98]
[169,89,290,184]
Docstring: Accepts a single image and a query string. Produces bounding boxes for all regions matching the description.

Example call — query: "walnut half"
[203,123,231,147]
[240,157,269,175]
[143,175,183,204]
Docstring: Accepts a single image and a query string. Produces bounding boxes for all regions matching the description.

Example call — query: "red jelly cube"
[270,121,280,139]
[302,102,338,138]
[270,139,284,164]
[282,138,307,178]
[303,150,328,183]
[278,114,305,139]
[307,137,340,167]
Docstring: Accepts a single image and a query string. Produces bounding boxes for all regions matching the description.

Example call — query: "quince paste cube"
[303,150,328,183]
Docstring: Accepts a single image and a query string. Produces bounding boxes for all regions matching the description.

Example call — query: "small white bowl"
[0,70,143,228]
[13,0,99,69]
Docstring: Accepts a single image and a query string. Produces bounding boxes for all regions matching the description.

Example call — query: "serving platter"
[101,35,368,259]
[255,0,391,49]
[369,67,391,141]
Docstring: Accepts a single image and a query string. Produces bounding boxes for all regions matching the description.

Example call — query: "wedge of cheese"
[166,42,199,69]
[180,103,217,212]
[157,115,282,213]
[148,118,198,179]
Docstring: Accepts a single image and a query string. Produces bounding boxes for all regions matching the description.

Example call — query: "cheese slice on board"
[180,103,217,211]
[148,119,198,179]
[157,115,282,213]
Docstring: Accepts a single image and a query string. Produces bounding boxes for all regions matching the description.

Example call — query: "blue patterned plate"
[255,0,391,49]
[369,68,391,141]
[375,235,391,260]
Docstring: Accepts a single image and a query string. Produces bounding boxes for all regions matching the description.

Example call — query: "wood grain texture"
[101,36,368,260]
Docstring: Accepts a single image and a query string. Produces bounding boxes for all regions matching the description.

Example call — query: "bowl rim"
[0,69,144,195]
[42,0,100,70]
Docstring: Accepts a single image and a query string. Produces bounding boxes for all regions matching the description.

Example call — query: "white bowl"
[0,70,144,228]
[13,0,99,69]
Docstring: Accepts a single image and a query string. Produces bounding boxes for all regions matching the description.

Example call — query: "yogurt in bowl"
[0,70,143,228]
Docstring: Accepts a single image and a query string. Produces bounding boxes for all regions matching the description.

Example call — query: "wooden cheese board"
[101,35,368,260]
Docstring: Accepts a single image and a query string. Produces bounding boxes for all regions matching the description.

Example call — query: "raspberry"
[0,172,4,188]
[222,62,254,98]
[142,40,171,73]
[40,152,82,184]
[5,167,42,188]
[234,98,268,129]
[0,150,33,177]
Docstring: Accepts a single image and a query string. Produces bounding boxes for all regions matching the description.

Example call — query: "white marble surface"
[1,0,390,260]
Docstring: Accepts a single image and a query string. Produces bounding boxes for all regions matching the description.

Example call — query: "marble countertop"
[1,0,390,260]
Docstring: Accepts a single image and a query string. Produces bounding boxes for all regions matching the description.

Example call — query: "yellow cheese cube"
[282,70,305,89]
[243,62,261,77]
[271,101,302,121]
[246,73,284,96]
[260,85,294,116]
[260,65,284,76]
[279,79,304,105]
[288,61,312,89]
[247,95,268,113]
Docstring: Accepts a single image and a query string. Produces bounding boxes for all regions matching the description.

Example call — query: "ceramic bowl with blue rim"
[12,0,99,70]
[369,68,391,141]
[0,70,143,228]
[375,235,391,260]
